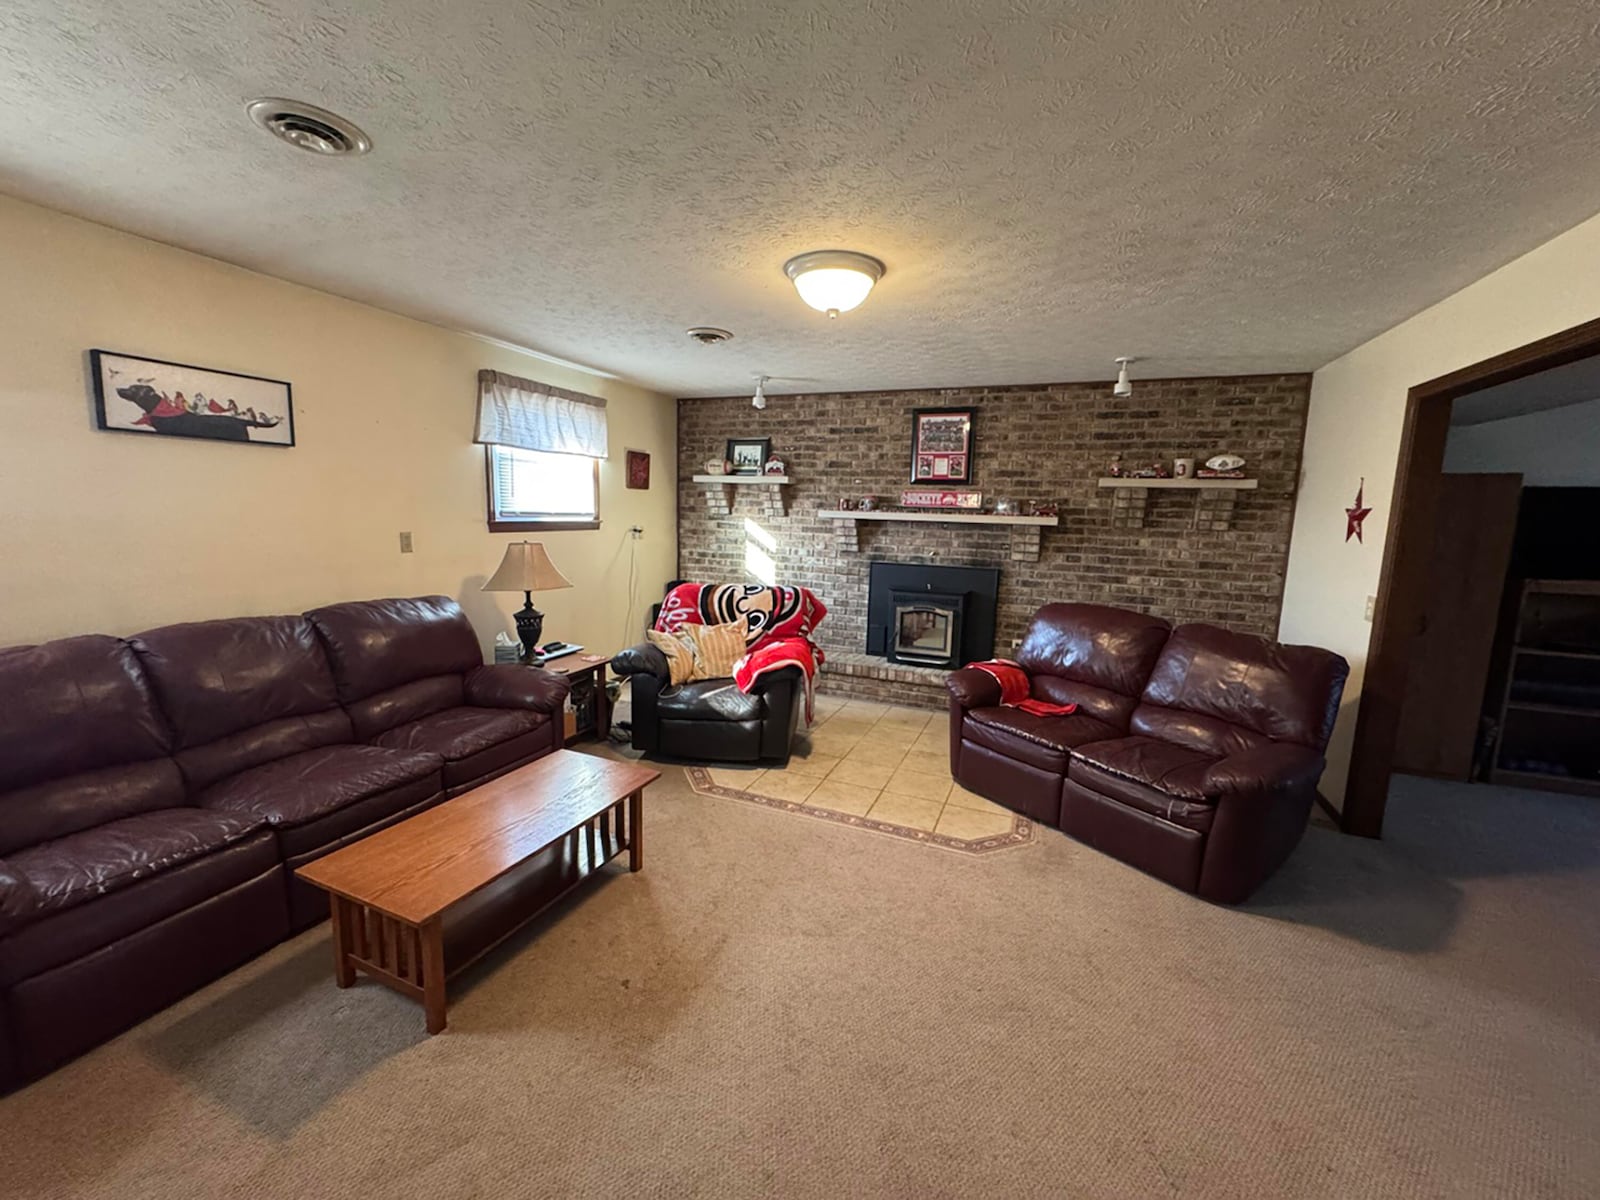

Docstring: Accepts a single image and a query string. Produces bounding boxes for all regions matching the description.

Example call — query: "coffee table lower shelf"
[323,790,642,1034]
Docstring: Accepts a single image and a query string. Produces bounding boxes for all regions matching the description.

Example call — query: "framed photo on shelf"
[89,349,294,447]
[909,407,974,483]
[725,437,771,476]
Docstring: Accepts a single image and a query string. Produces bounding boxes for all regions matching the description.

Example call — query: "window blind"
[474,369,609,458]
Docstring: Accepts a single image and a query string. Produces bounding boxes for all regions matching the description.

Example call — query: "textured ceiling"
[1451,353,1600,425]
[2,2,1599,397]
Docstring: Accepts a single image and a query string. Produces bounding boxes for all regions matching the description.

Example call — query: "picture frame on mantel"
[909,406,974,483]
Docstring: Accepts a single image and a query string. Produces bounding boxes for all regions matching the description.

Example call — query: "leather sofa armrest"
[1203,743,1325,797]
[747,663,803,694]
[945,667,1002,709]
[464,664,571,713]
[611,643,670,682]
[0,859,38,936]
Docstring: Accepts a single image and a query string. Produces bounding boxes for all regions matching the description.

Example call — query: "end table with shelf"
[539,654,613,744]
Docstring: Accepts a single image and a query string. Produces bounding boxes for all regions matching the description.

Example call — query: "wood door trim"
[1342,314,1600,837]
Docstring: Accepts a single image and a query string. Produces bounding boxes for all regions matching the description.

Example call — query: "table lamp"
[482,541,573,662]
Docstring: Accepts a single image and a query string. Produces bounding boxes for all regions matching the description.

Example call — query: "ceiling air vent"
[686,327,734,345]
[246,98,372,156]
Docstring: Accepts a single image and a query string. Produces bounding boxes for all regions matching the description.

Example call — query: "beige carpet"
[2,757,1596,1199]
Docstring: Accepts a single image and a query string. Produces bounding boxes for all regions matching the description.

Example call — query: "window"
[486,446,600,531]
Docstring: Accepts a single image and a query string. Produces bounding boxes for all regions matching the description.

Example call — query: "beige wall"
[0,194,676,654]
[1279,207,1600,808]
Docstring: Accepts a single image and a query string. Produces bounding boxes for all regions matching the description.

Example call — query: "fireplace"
[867,562,999,670]
[889,589,965,667]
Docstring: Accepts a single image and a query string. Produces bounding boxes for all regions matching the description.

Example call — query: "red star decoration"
[1346,478,1372,543]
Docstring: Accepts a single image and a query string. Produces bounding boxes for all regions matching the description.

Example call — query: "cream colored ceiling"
[2,1,1599,396]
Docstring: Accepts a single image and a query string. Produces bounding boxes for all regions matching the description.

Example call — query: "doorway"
[1342,315,1600,837]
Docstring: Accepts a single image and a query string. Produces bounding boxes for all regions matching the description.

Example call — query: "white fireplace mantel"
[816,508,1058,562]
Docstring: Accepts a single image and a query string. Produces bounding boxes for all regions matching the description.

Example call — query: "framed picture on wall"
[626,449,651,489]
[89,349,294,447]
[909,407,974,483]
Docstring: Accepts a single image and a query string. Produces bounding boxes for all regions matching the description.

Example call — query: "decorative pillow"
[646,629,696,686]
[685,621,747,680]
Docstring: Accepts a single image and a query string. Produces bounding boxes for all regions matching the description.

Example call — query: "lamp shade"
[482,541,574,593]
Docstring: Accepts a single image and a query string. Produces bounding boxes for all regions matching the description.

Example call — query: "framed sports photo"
[909,407,974,483]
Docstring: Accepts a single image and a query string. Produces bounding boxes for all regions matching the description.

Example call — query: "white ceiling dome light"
[246,98,372,156]
[1113,356,1139,397]
[783,250,885,318]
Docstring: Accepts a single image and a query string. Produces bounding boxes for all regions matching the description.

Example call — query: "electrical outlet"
[1010,637,1022,649]
[1364,594,1375,621]
[399,531,413,554]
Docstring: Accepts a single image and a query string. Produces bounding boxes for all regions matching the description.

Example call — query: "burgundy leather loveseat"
[0,596,568,1091]
[947,603,1347,903]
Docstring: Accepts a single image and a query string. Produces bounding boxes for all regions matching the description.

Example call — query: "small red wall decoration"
[626,449,650,490]
[1345,477,1372,543]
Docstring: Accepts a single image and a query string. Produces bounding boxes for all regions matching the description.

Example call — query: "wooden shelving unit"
[1489,579,1600,797]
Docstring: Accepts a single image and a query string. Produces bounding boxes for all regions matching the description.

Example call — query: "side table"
[541,654,612,744]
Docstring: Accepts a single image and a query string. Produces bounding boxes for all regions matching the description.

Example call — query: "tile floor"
[688,694,1029,851]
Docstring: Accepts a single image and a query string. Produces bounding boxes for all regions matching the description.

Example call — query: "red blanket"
[968,660,1078,717]
[655,584,826,723]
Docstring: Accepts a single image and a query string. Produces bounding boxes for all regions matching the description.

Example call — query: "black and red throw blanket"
[654,584,828,721]
[967,660,1078,717]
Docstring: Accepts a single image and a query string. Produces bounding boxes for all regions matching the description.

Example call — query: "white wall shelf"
[1096,477,1257,529]
[817,509,1057,561]
[816,510,1058,526]
[694,475,790,517]
[691,474,791,485]
[1096,477,1258,490]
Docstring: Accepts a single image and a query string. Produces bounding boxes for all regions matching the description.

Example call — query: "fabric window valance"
[474,369,609,458]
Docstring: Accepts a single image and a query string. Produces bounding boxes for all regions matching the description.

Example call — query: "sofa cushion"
[5,808,267,919]
[129,615,341,748]
[0,636,178,854]
[370,707,547,789]
[1133,624,1351,754]
[306,595,483,704]
[197,744,443,858]
[130,615,356,789]
[964,707,1120,774]
[1070,737,1221,832]
[1015,604,1172,727]
[0,828,279,987]
[655,680,762,723]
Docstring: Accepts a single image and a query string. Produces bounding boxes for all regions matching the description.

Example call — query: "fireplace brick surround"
[678,375,1311,705]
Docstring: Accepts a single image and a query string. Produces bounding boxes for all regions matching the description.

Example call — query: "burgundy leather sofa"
[947,604,1347,903]
[0,596,568,1091]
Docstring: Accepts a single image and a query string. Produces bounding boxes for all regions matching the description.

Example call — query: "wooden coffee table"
[296,749,660,1034]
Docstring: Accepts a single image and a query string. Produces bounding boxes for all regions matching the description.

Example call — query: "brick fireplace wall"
[676,375,1311,676]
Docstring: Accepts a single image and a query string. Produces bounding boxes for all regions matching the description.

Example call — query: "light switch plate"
[399,531,414,554]
[1365,594,1375,621]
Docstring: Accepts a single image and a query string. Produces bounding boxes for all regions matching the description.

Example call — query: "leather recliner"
[0,595,569,1091]
[611,642,803,763]
[948,604,1348,903]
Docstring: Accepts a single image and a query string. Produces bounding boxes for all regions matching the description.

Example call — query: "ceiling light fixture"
[752,375,769,410]
[783,250,885,318]
[246,98,371,155]
[1113,356,1139,398]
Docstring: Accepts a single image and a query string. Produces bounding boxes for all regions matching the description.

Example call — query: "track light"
[752,375,768,410]
[1113,356,1138,398]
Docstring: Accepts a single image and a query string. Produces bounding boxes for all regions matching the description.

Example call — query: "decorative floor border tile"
[684,766,1034,856]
